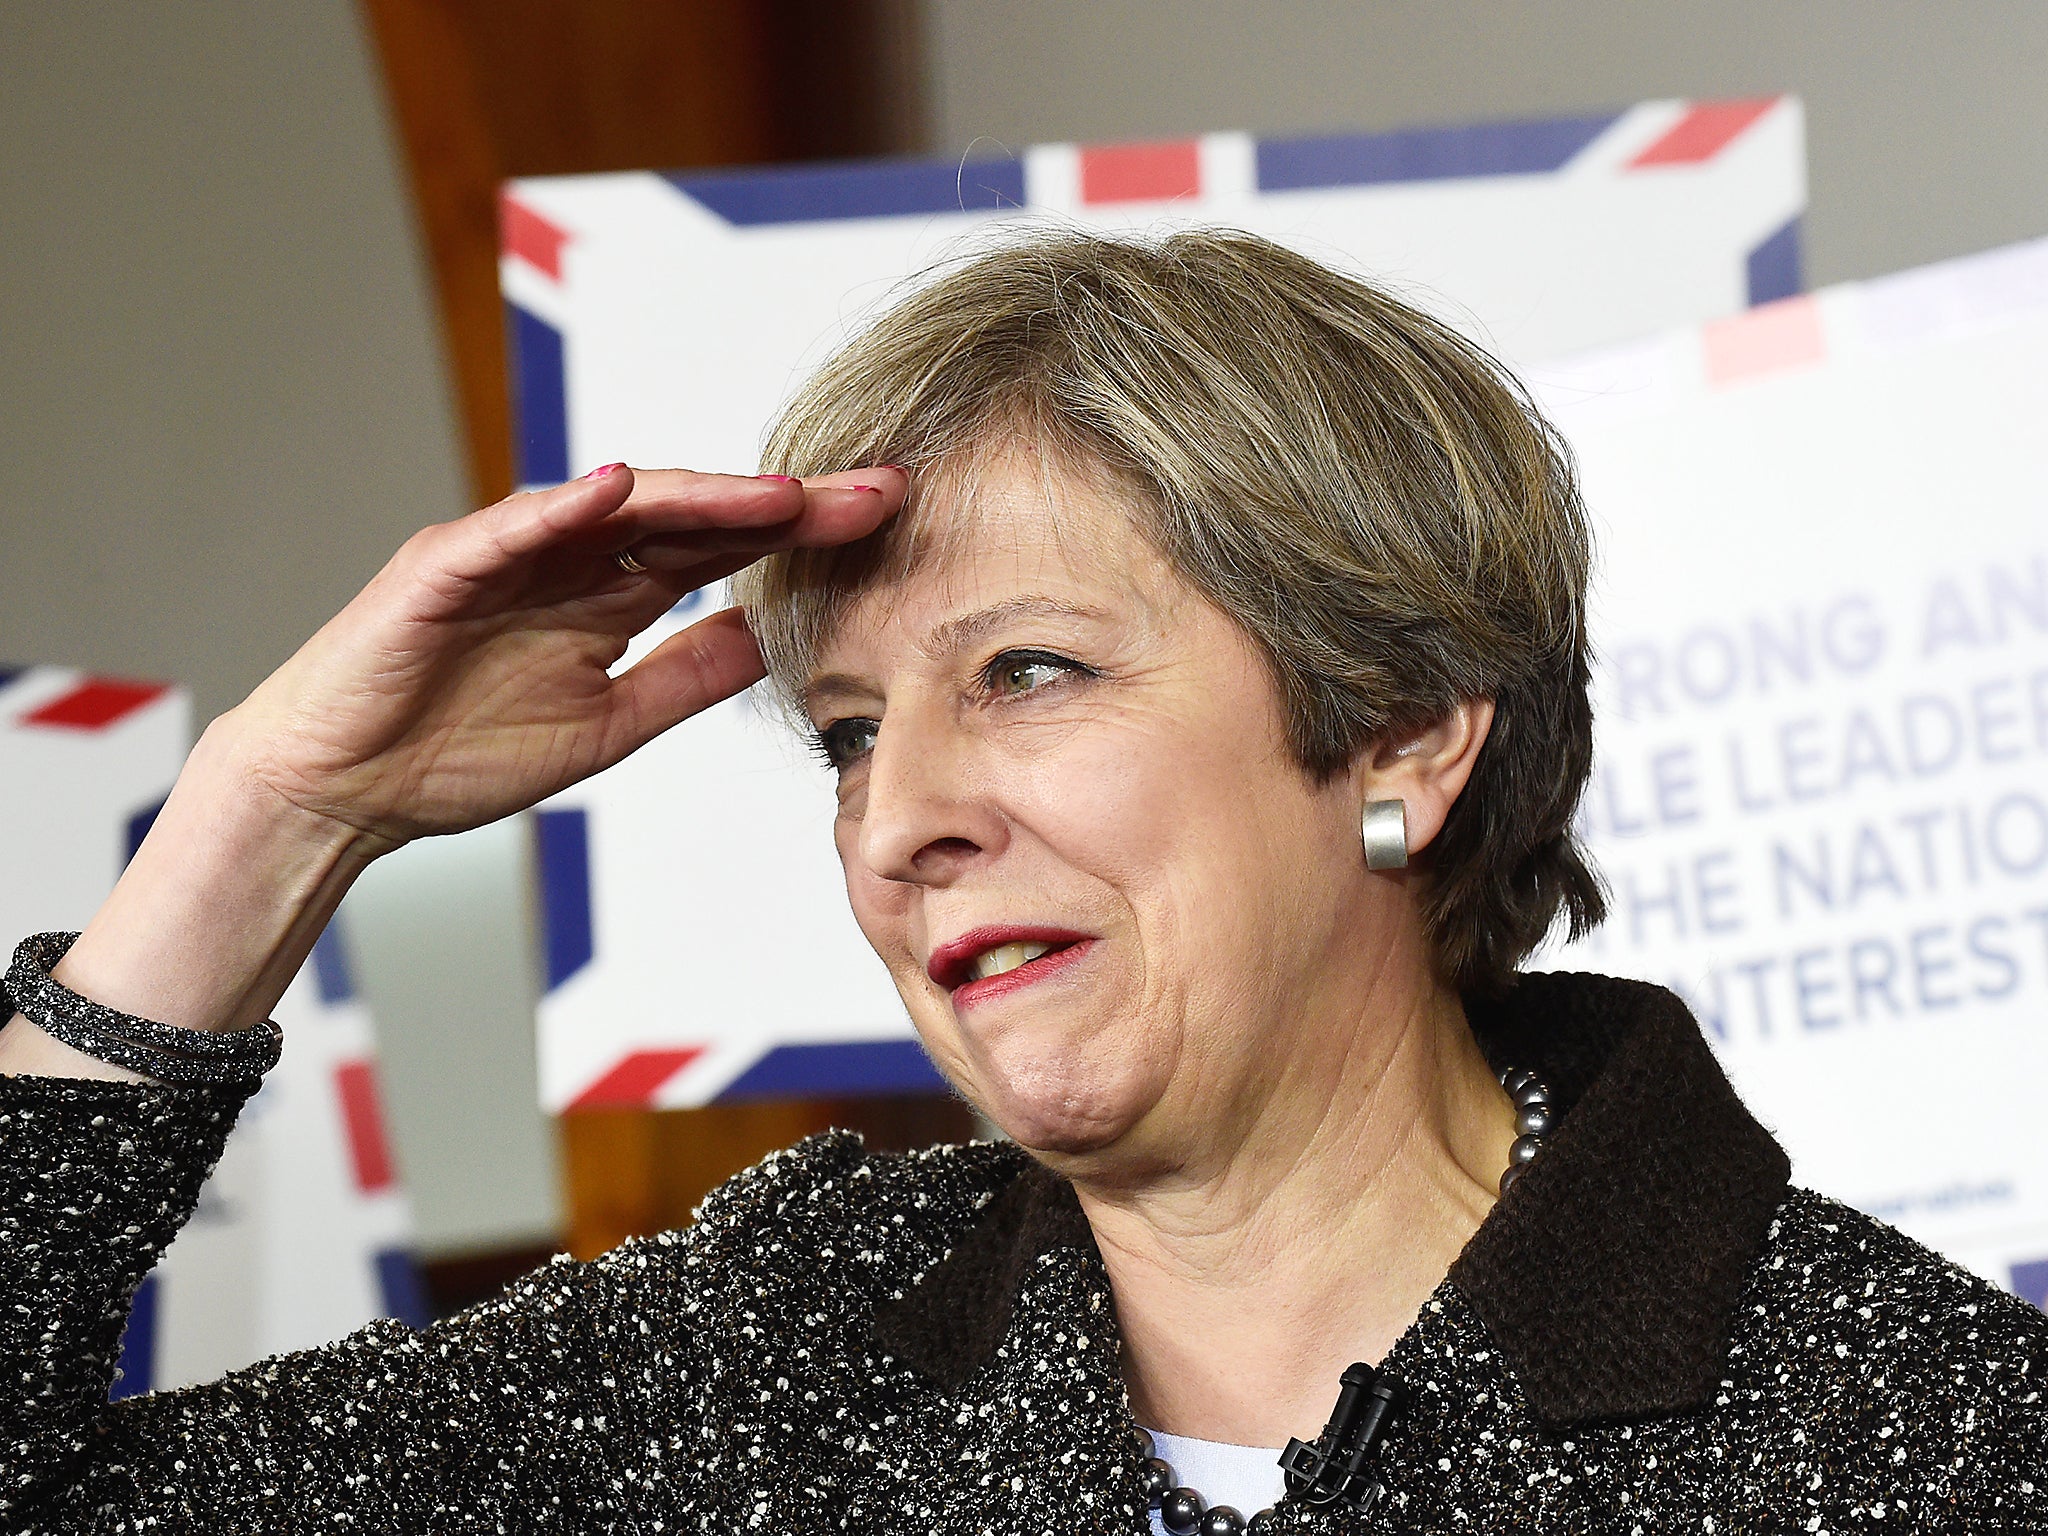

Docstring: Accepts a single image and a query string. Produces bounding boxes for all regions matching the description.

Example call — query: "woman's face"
[802,446,1396,1170]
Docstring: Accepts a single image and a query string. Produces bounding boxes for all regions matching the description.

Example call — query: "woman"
[2,229,2042,1534]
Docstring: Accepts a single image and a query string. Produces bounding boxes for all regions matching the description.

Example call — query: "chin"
[974,1052,1158,1159]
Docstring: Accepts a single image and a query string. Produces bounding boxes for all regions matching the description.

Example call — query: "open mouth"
[927,926,1095,1005]
[951,938,1092,1006]
[967,938,1067,982]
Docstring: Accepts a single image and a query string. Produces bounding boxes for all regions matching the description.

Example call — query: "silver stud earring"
[1361,798,1409,870]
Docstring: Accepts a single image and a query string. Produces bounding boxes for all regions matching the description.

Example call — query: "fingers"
[607,466,905,569]
[622,465,905,527]
[402,464,902,610]
[617,468,810,530]
[605,606,768,757]
[471,464,638,564]
[405,465,641,600]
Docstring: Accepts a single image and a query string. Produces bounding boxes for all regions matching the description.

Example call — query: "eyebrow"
[801,594,1111,712]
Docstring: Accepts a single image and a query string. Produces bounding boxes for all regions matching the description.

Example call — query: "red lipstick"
[925,925,1095,1000]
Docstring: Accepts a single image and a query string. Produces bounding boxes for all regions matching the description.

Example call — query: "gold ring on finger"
[612,545,650,575]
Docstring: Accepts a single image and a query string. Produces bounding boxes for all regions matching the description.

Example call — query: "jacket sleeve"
[0,1074,712,1534]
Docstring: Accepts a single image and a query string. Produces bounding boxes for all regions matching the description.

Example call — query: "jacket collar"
[874,972,1791,1428]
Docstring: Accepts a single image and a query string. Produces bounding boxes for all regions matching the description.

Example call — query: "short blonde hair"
[737,227,1604,994]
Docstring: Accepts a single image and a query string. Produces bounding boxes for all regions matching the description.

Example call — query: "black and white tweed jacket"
[3,972,2044,1533]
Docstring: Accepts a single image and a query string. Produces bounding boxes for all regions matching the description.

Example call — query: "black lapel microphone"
[1277,1361,1403,1512]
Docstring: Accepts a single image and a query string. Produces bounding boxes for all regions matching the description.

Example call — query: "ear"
[1361,698,1495,860]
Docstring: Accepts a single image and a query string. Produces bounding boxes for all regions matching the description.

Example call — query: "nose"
[853,700,1004,886]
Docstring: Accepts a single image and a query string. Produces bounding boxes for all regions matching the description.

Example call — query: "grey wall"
[0,1,465,725]
[0,1,560,1258]
[923,0,2048,289]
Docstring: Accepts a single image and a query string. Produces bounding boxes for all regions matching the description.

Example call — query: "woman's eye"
[986,650,1083,697]
[810,654,1085,771]
[812,717,879,770]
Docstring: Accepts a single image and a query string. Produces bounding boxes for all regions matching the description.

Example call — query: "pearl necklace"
[1133,1064,1557,1535]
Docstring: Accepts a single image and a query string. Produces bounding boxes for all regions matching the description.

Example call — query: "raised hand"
[0,465,900,1064]
[222,465,901,851]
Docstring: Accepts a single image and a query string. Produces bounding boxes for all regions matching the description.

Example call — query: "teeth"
[970,941,1054,982]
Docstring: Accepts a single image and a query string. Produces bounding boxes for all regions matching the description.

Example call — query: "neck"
[1067,969,1514,1449]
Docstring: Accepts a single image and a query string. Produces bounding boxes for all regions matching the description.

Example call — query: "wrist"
[46,719,387,1037]
[192,708,404,867]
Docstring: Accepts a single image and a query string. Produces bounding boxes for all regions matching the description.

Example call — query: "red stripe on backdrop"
[1702,295,1826,387]
[21,679,167,730]
[1079,140,1202,205]
[567,1047,706,1109]
[1627,99,1777,169]
[334,1059,396,1193]
[500,192,571,280]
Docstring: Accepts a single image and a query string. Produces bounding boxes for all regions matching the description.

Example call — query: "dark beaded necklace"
[1133,1065,1556,1536]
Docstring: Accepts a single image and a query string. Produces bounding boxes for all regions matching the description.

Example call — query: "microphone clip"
[1277,1361,1402,1513]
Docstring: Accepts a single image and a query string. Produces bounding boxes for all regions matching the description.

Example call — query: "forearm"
[0,714,386,1080]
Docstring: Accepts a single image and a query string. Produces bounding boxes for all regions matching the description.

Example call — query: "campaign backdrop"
[0,666,187,945]
[512,100,1810,1111]
[1529,237,2048,1300]
[0,666,424,1394]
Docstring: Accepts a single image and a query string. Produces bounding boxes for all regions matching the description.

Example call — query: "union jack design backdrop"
[0,667,187,944]
[1529,236,2048,1299]
[0,666,424,1394]
[505,100,1808,1110]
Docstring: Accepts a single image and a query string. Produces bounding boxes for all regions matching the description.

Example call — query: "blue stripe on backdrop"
[375,1247,432,1328]
[124,796,168,867]
[109,1274,158,1399]
[2011,1256,2048,1314]
[1745,217,1804,306]
[666,155,1027,227]
[1256,114,1620,193]
[508,302,569,488]
[534,808,594,991]
[311,920,356,1005]
[714,1038,947,1100]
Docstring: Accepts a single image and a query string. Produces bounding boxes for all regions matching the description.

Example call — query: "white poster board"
[1531,238,2048,1301]
[509,100,1808,1109]
[0,666,424,1392]
[0,667,188,944]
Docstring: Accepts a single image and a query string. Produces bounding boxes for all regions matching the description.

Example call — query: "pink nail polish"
[582,462,624,480]
[849,484,879,492]
[755,474,799,483]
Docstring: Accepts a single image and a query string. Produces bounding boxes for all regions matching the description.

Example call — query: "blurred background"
[5,1,2047,1328]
